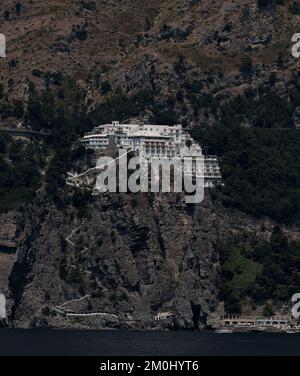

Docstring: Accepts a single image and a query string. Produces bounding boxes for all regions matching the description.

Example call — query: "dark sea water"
[0,330,300,356]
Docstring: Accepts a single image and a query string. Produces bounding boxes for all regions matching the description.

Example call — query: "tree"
[14,100,24,118]
[16,2,22,16]
[101,81,112,95]
[4,10,10,21]
[257,0,275,10]
[0,82,4,98]
[174,55,186,76]
[289,2,300,15]
[144,17,151,31]
[240,57,253,80]
[263,303,275,317]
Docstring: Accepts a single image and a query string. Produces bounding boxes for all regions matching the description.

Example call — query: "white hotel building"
[81,121,222,187]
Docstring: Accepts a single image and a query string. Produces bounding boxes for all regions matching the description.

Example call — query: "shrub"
[100,81,112,95]
[192,125,300,224]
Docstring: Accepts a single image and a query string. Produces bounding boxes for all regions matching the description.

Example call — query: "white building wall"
[81,122,222,186]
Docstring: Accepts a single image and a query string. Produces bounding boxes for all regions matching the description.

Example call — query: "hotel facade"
[81,121,222,187]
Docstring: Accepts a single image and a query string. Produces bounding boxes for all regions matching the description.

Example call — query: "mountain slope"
[0,0,300,327]
[1,0,300,126]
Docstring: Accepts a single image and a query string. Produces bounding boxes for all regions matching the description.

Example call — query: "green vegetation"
[263,303,275,317]
[218,242,262,313]
[257,0,283,10]
[289,1,300,14]
[16,2,22,16]
[192,125,300,224]
[0,100,24,119]
[221,88,295,128]
[4,10,10,21]
[26,76,85,132]
[24,76,95,209]
[249,226,300,302]
[90,87,155,124]
[0,135,43,212]
[240,57,253,80]
[100,81,112,95]
[0,73,93,212]
[219,227,300,313]
[71,188,93,217]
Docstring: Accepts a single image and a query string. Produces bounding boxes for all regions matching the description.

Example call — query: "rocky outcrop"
[1,0,300,330]
[0,214,18,254]
[5,191,221,329]
[0,213,18,294]
[4,188,300,329]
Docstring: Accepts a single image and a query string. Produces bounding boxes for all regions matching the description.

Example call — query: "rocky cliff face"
[5,192,221,329]
[5,187,298,329]
[1,0,300,329]
[0,213,18,293]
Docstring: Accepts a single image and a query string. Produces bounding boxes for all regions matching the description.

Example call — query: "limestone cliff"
[1,0,300,330]
[5,192,220,329]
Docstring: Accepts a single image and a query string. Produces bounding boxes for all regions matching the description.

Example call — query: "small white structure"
[153,312,175,321]
[0,294,6,318]
[0,33,6,58]
[81,121,222,187]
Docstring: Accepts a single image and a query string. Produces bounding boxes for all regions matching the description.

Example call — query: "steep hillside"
[0,0,300,328]
[1,0,300,126]
[6,193,220,329]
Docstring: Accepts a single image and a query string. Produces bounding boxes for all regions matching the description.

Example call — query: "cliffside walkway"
[54,295,119,320]
[62,311,118,319]
[66,149,131,183]
[53,306,118,319]
[57,295,91,309]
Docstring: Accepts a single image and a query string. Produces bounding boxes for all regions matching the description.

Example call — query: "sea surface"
[0,330,300,356]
